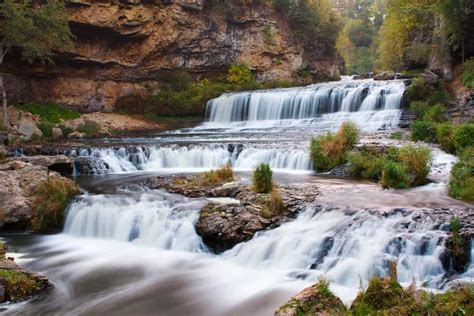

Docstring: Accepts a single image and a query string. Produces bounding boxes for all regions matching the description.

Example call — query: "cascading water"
[70,144,313,175]
[201,79,406,131]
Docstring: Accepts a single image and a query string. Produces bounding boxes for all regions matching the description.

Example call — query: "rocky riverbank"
[0,244,50,304]
[140,175,319,252]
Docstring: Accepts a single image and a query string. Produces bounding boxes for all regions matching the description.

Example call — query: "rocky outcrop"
[141,175,319,252]
[0,159,76,228]
[1,1,340,112]
[275,280,347,316]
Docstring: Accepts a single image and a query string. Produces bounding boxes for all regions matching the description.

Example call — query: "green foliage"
[0,0,74,63]
[411,121,437,142]
[349,145,431,189]
[0,269,40,302]
[453,123,474,151]
[381,160,411,189]
[347,150,386,180]
[77,120,101,137]
[351,276,474,315]
[449,147,474,202]
[422,104,445,123]
[227,64,253,84]
[16,102,80,124]
[253,163,273,194]
[404,77,448,105]
[37,121,54,138]
[31,177,80,232]
[262,25,275,45]
[436,123,456,153]
[310,122,360,172]
[273,0,341,43]
[462,58,474,89]
[346,19,374,48]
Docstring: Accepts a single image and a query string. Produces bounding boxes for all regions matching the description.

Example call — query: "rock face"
[0,159,76,228]
[1,1,340,112]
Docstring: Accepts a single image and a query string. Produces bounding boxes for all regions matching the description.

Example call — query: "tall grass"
[31,177,80,232]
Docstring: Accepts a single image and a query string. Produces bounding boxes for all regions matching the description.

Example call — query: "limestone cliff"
[1,1,341,112]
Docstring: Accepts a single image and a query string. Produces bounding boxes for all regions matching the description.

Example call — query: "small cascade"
[224,207,448,289]
[64,191,207,252]
[69,144,313,175]
[202,79,406,130]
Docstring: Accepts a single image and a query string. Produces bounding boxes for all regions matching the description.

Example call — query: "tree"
[0,0,73,129]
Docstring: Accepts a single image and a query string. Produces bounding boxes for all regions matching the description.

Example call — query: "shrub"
[404,78,432,103]
[347,150,386,180]
[398,145,431,186]
[422,104,445,122]
[381,160,410,189]
[453,123,474,151]
[227,63,253,84]
[410,101,430,119]
[261,189,287,218]
[462,57,474,89]
[436,123,456,153]
[59,124,73,137]
[449,147,474,202]
[253,163,273,193]
[411,121,436,142]
[310,122,360,172]
[16,102,80,123]
[77,120,101,137]
[31,177,80,232]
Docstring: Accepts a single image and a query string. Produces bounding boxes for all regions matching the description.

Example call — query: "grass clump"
[0,269,41,302]
[310,122,360,172]
[77,120,101,137]
[275,277,347,316]
[389,131,403,140]
[463,57,474,89]
[260,189,287,219]
[200,164,234,186]
[16,102,80,123]
[449,147,474,202]
[253,163,273,194]
[31,177,80,232]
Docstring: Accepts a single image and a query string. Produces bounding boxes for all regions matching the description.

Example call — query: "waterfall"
[201,79,405,131]
[224,207,448,289]
[69,145,313,175]
[63,192,450,293]
[64,192,207,252]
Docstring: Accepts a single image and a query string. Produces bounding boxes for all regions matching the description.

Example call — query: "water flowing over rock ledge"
[137,175,319,253]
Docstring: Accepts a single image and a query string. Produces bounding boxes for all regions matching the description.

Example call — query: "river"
[2,79,472,315]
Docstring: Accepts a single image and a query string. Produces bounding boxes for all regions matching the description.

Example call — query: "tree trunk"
[0,44,9,130]
[0,73,7,131]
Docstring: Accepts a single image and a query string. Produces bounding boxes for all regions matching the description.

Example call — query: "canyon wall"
[1,0,341,113]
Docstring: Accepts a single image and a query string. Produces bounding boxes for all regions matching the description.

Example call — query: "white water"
[56,193,450,306]
[70,145,313,175]
[201,79,405,131]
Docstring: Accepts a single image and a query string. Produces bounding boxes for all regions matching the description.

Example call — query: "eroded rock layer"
[1,1,340,112]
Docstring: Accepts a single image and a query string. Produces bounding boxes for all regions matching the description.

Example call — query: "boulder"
[51,127,63,139]
[73,157,109,175]
[374,71,396,81]
[16,119,42,140]
[275,280,347,316]
[67,131,86,139]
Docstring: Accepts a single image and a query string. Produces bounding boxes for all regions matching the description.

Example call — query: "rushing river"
[2,79,472,315]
